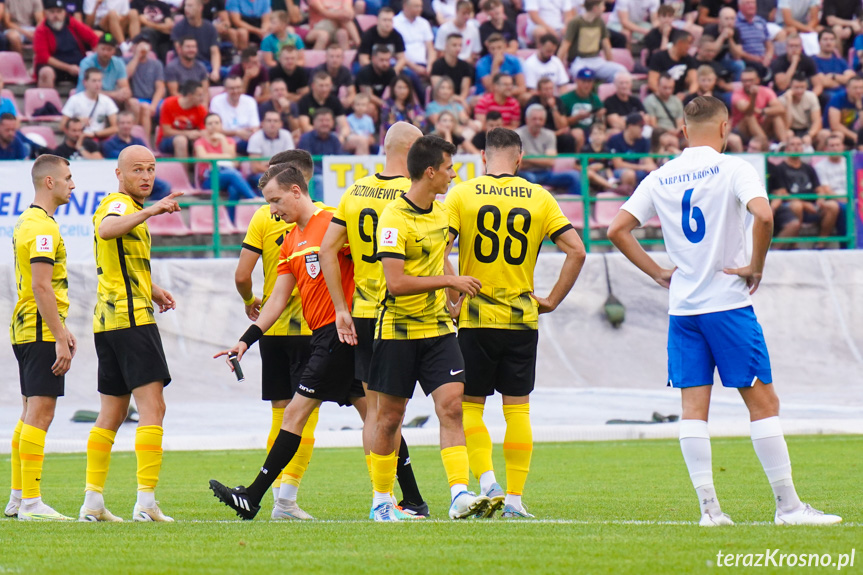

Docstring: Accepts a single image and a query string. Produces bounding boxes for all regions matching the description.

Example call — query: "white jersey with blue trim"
[620,146,768,316]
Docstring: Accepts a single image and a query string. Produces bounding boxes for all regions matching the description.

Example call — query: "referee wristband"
[239,324,263,348]
[242,292,256,306]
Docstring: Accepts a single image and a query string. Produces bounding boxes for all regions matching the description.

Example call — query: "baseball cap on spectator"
[625,112,645,126]
[576,68,596,81]
[99,33,118,47]
[43,0,65,9]
[131,34,150,44]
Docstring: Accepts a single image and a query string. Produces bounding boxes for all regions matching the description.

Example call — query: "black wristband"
[239,324,263,348]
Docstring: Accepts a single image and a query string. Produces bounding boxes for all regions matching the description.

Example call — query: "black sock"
[396,435,424,504]
[246,430,301,504]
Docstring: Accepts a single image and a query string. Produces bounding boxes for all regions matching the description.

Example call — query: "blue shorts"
[667,306,772,389]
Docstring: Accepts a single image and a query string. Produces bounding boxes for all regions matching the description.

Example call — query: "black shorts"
[353,316,376,383]
[95,324,171,396]
[774,202,821,234]
[259,335,312,401]
[459,328,538,397]
[368,333,464,399]
[296,323,364,406]
[35,63,78,84]
[13,342,65,398]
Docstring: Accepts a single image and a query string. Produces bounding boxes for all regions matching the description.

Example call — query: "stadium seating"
[23,88,64,121]
[189,205,239,235]
[516,13,529,45]
[156,162,204,196]
[558,198,587,229]
[0,52,32,85]
[209,86,225,100]
[148,210,191,236]
[20,125,57,149]
[303,50,328,69]
[592,191,626,228]
[611,48,636,73]
[131,124,149,143]
[597,82,616,101]
[356,14,378,31]
[234,203,262,231]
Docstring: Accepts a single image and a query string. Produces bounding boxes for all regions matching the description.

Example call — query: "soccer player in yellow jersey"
[80,146,183,523]
[320,122,430,518]
[366,135,490,521]
[444,128,586,518]
[234,151,323,520]
[6,155,77,521]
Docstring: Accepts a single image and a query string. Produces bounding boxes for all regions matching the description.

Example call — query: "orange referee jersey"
[277,208,354,331]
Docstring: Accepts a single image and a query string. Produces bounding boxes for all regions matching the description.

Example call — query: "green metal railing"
[149,152,857,256]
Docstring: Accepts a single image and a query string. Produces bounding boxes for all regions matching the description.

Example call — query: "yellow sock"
[268,407,285,490]
[462,402,494,480]
[19,424,46,499]
[370,451,397,494]
[281,407,318,488]
[10,419,23,492]
[85,427,116,494]
[440,445,469,488]
[365,454,373,485]
[502,404,532,496]
[135,425,163,493]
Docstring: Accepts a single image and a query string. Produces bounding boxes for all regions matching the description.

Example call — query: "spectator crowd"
[0,0,856,240]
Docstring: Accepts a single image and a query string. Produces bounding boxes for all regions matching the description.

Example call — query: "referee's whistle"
[228,354,245,382]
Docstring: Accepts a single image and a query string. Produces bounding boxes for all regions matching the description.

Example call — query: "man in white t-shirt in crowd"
[209,74,261,155]
[84,0,131,46]
[814,133,847,201]
[434,0,481,63]
[608,0,660,43]
[394,0,435,80]
[524,0,574,45]
[523,34,569,97]
[246,110,295,188]
[608,95,842,528]
[61,68,119,141]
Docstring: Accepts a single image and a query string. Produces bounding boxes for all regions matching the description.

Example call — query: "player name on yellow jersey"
[445,174,573,331]
[10,205,69,344]
[332,173,411,319]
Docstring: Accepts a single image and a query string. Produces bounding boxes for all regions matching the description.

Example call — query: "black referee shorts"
[95,324,171,396]
[459,328,538,397]
[296,322,364,406]
[13,341,65,398]
[353,316,376,383]
[368,333,465,399]
[259,335,312,401]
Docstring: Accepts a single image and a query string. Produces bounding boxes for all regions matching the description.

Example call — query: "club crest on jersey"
[305,253,320,278]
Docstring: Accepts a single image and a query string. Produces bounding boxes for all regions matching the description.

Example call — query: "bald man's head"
[384,122,423,158]
[116,145,158,201]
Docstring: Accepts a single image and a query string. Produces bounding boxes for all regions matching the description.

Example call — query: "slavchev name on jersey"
[620,146,768,316]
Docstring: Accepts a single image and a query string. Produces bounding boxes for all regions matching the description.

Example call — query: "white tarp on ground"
[1,250,861,453]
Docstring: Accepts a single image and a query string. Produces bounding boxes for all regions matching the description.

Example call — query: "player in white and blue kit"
[608,96,842,527]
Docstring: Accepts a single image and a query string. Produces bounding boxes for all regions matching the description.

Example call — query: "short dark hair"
[224,74,243,85]
[204,112,220,123]
[407,135,457,181]
[312,107,334,122]
[267,149,314,181]
[538,33,559,46]
[658,72,674,83]
[819,28,836,40]
[657,4,675,16]
[272,164,309,195]
[180,35,197,45]
[312,70,332,83]
[378,6,395,15]
[372,43,392,56]
[261,158,314,190]
[485,32,504,45]
[456,0,472,11]
[790,72,809,85]
[0,112,16,123]
[683,95,728,125]
[83,67,102,81]
[485,127,522,153]
[493,72,512,85]
[179,80,202,95]
[241,47,258,62]
[446,32,464,43]
[742,66,761,80]
[673,30,692,44]
[485,110,503,122]
[584,0,603,10]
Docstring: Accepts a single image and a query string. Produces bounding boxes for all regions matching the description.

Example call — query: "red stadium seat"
[20,125,57,148]
[558,198,587,230]
[0,52,32,85]
[131,124,149,144]
[209,86,225,100]
[597,82,616,101]
[148,211,191,236]
[356,14,377,31]
[516,13,529,45]
[593,191,626,227]
[23,88,64,121]
[189,205,238,235]
[475,11,489,23]
[611,48,635,72]
[234,203,263,232]
[303,50,327,68]
[343,49,357,67]
[156,162,204,195]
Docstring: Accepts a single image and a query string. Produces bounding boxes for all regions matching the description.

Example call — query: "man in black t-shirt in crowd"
[468,110,502,152]
[648,30,698,97]
[478,0,517,56]
[771,32,822,95]
[356,44,397,115]
[268,45,310,100]
[430,33,475,106]
[603,71,646,132]
[357,6,407,73]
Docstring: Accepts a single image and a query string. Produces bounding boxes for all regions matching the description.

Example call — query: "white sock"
[479,471,497,494]
[504,494,522,509]
[10,489,21,500]
[450,483,467,500]
[679,419,721,516]
[372,490,390,507]
[272,486,279,502]
[278,483,299,503]
[750,416,801,512]
[21,496,41,507]
[136,490,156,508]
[84,490,104,510]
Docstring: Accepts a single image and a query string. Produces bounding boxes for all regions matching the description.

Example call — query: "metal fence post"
[210,159,221,258]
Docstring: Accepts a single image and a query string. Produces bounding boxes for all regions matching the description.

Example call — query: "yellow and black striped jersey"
[10,205,69,344]
[444,174,573,330]
[92,192,154,333]
[241,204,320,337]
[375,195,454,340]
[331,173,411,319]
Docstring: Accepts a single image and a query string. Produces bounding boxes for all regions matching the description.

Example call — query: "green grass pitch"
[0,436,860,574]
